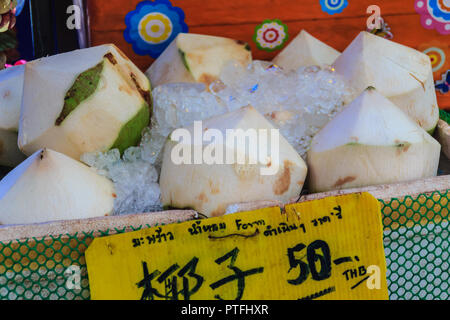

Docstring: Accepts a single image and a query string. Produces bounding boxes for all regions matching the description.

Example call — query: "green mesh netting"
[439,109,450,125]
[0,191,448,300]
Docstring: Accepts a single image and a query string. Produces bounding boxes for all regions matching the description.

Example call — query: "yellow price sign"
[86,192,388,300]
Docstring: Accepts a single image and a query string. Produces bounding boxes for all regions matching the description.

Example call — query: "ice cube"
[81,148,162,215]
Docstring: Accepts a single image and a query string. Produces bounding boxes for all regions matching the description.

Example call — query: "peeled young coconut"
[437,119,450,159]
[0,148,115,225]
[0,64,26,167]
[19,44,151,161]
[146,33,252,87]
[160,106,307,217]
[272,30,340,71]
[333,31,439,133]
[307,87,441,193]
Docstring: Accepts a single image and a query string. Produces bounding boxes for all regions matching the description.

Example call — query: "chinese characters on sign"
[86,193,388,300]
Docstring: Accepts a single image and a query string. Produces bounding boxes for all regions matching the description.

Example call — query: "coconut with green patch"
[159,106,307,217]
[0,64,26,166]
[0,148,115,225]
[333,31,439,133]
[307,87,441,193]
[272,30,340,71]
[18,44,151,160]
[146,33,252,88]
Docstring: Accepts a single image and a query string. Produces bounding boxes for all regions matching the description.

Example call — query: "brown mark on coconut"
[211,204,228,217]
[119,84,134,96]
[236,40,251,52]
[199,73,217,85]
[234,163,258,180]
[273,160,293,195]
[208,180,220,195]
[418,56,430,67]
[2,90,10,98]
[197,192,209,203]
[189,52,203,65]
[333,176,356,188]
[130,72,151,107]
[409,73,425,91]
[395,140,411,155]
[104,52,117,65]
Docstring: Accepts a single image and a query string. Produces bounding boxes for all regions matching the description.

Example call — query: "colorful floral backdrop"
[88,0,450,109]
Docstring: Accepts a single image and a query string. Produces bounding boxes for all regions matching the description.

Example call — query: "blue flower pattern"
[319,0,348,15]
[124,0,188,59]
[429,0,450,21]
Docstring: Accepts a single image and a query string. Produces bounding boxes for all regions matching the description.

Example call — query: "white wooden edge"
[298,175,450,202]
[0,210,198,242]
[226,175,450,213]
[1,175,449,243]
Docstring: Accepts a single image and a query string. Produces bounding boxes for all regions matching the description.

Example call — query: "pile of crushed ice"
[212,61,354,158]
[81,61,354,215]
[81,134,162,215]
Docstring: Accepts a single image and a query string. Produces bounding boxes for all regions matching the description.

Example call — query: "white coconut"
[0,148,115,225]
[272,30,340,71]
[146,33,252,87]
[0,64,23,131]
[159,106,307,217]
[333,31,439,133]
[307,87,441,193]
[437,119,450,159]
[18,44,151,160]
[0,65,26,166]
